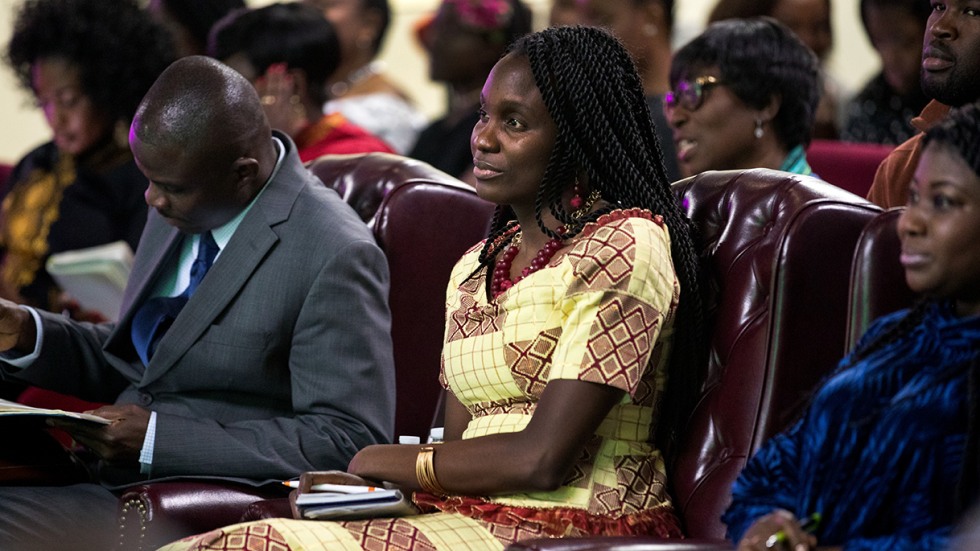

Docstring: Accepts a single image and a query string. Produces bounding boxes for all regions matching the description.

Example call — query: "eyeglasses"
[664,76,726,112]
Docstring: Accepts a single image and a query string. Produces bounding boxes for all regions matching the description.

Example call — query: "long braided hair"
[472,25,707,459]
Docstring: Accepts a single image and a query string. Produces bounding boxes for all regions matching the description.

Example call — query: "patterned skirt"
[159,492,683,550]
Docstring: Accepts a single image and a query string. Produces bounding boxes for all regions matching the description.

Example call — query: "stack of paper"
[0,398,110,425]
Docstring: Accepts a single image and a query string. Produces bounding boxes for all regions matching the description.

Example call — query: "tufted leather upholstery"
[508,169,881,550]
[240,168,891,549]
[307,153,495,440]
[115,153,494,550]
[117,167,889,551]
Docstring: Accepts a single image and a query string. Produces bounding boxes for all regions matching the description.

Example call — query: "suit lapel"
[104,217,182,381]
[139,133,306,386]
[122,220,183,319]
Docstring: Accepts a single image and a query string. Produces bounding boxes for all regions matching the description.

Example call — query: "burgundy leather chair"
[115,153,494,550]
[806,139,893,198]
[508,169,882,550]
[845,208,917,350]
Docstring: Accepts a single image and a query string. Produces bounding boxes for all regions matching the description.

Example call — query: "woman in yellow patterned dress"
[162,25,707,551]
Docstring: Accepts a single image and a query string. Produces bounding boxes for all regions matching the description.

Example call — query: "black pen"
[765,512,822,549]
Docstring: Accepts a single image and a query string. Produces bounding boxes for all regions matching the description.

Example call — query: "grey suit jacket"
[10,133,396,485]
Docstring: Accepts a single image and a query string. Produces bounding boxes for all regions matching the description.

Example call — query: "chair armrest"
[506,537,734,551]
[117,481,286,551]
[240,497,293,521]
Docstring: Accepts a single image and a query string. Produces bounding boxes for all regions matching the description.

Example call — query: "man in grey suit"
[0,56,396,550]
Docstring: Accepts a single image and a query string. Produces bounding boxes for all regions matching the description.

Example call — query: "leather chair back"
[509,169,884,551]
[845,208,917,351]
[669,169,881,538]
[307,153,494,439]
[806,139,893,198]
[307,152,458,224]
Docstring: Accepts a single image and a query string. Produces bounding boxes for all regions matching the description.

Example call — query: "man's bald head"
[131,56,277,234]
[131,55,270,160]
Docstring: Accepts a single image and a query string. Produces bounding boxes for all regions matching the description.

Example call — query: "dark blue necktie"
[131,231,219,365]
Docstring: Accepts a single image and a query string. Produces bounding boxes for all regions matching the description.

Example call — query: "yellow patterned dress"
[162,208,683,551]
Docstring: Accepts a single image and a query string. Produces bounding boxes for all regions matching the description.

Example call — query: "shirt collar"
[209,135,286,250]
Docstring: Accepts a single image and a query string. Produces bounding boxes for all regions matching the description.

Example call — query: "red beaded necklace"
[491,190,603,298]
[491,228,565,298]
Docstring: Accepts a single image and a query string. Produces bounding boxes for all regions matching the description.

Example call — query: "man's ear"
[233,156,260,191]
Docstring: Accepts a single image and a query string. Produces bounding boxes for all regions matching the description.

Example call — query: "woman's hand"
[288,470,376,519]
[738,509,817,551]
[256,63,307,136]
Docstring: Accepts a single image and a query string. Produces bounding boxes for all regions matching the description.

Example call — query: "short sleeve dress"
[161,208,685,551]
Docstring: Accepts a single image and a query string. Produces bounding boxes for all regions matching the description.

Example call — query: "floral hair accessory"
[445,0,513,32]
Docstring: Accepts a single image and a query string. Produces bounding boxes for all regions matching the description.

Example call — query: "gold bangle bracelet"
[415,445,447,495]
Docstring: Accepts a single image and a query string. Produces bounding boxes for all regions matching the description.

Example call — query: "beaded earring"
[754,118,764,139]
[570,179,584,210]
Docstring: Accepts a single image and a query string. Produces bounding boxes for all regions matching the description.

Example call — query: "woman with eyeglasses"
[666,17,820,179]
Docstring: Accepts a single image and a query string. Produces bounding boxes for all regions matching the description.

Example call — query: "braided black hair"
[474,25,707,459]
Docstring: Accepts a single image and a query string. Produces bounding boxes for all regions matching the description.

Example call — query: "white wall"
[0,0,876,165]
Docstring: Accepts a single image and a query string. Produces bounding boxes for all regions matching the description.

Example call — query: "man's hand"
[0,298,35,353]
[49,404,151,465]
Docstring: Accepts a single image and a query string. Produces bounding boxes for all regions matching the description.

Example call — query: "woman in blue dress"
[723,101,980,550]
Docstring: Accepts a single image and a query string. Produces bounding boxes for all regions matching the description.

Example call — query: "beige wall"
[0,0,876,166]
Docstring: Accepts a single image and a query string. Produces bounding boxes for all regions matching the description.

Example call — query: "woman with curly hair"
[161,25,707,550]
[2,0,175,319]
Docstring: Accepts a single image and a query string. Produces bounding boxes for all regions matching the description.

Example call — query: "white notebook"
[295,489,417,520]
[46,240,133,321]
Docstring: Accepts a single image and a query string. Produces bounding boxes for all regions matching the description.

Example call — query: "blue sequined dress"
[723,301,980,550]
